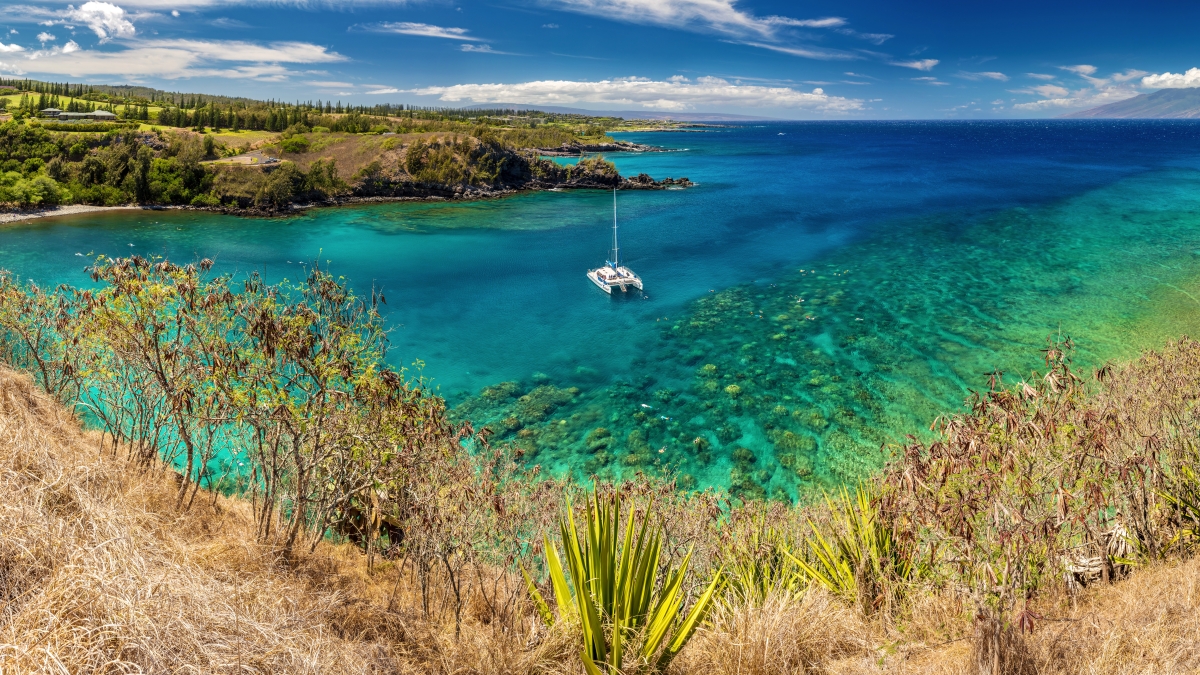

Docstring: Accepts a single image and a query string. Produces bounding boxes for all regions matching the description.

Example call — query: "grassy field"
[0,92,165,117]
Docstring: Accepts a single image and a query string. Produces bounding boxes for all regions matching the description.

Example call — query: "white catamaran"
[587,188,643,294]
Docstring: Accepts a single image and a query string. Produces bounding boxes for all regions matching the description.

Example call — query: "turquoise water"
[4,121,1200,499]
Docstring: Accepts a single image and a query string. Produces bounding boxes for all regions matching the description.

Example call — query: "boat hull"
[587,271,614,293]
[587,266,642,294]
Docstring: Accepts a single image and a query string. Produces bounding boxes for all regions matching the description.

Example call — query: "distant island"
[0,78,692,219]
[1062,87,1200,118]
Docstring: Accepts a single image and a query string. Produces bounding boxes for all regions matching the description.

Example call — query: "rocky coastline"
[1,168,693,222]
[215,169,694,217]
[531,140,668,156]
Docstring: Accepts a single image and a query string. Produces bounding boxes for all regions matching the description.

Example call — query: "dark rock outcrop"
[532,141,665,156]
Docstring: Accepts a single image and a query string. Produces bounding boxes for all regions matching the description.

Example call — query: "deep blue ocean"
[4,121,1200,498]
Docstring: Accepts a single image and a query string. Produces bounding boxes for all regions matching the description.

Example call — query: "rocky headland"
[531,140,668,156]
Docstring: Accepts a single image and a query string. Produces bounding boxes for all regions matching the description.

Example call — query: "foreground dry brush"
[3,253,1200,674]
[0,367,575,673]
[2,340,1199,674]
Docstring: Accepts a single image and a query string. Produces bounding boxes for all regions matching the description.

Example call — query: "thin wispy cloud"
[461,44,518,55]
[1059,64,1097,76]
[956,70,1008,81]
[1110,69,1148,82]
[402,75,866,112]
[912,76,948,85]
[1012,67,1141,111]
[9,38,345,81]
[547,0,836,39]
[551,52,609,60]
[542,0,895,64]
[1026,73,1055,80]
[211,17,250,29]
[10,0,419,7]
[833,27,892,45]
[773,17,846,28]
[740,41,860,61]
[892,58,938,71]
[357,22,480,40]
[1011,84,1069,97]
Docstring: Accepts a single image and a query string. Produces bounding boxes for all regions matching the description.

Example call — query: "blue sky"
[1,0,1199,118]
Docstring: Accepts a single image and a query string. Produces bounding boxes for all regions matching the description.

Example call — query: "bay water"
[4,121,1200,499]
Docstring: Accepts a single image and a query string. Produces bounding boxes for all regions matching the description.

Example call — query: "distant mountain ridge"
[462,103,776,121]
[1062,88,1200,119]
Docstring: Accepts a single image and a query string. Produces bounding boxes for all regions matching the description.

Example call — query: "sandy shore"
[0,204,144,225]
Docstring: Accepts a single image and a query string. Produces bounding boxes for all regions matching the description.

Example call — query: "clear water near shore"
[4,121,1200,499]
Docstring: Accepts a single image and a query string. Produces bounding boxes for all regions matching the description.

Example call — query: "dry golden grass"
[1,360,1199,674]
[675,588,872,675]
[0,367,573,674]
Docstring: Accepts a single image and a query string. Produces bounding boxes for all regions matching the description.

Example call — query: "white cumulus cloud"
[0,42,24,53]
[37,32,55,42]
[67,1,137,40]
[399,75,865,113]
[1142,67,1200,89]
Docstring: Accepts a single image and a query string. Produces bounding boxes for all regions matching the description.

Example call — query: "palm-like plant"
[723,520,806,604]
[788,484,917,614]
[523,491,722,674]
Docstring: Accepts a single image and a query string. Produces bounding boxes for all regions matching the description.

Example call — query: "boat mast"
[611,187,619,268]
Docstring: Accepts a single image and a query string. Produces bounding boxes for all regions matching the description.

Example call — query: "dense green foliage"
[0,111,622,209]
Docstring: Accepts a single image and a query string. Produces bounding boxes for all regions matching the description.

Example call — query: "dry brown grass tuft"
[0,368,387,672]
[676,587,872,675]
[1023,555,1200,674]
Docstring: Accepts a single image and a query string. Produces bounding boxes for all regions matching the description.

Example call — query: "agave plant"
[723,519,806,604]
[522,491,722,674]
[788,484,917,614]
[1162,464,1200,549]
